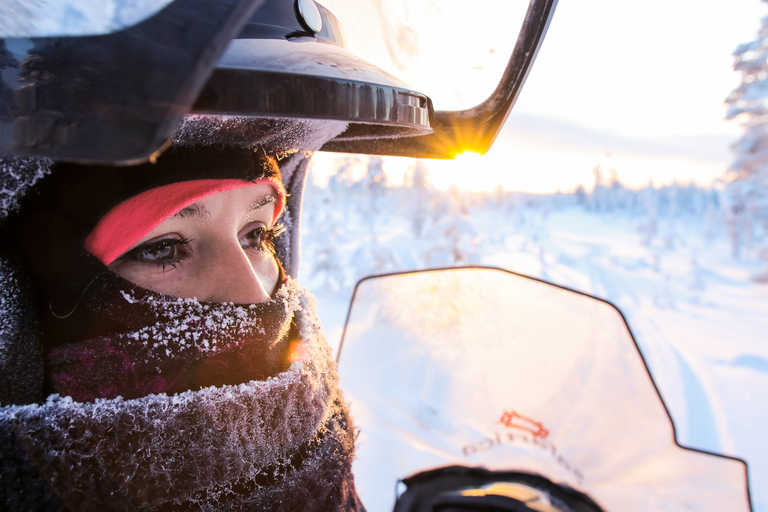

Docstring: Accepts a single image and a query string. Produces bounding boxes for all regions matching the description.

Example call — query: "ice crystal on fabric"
[0,289,351,510]
[0,256,43,405]
[174,115,347,154]
[111,278,302,366]
[0,155,52,223]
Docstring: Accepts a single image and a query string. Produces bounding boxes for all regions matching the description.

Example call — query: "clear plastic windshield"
[317,0,528,111]
[337,268,750,512]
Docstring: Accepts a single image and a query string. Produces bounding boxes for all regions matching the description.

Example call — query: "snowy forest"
[298,6,768,508]
[301,157,767,296]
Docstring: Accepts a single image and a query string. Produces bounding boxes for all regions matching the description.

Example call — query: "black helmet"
[0,0,557,164]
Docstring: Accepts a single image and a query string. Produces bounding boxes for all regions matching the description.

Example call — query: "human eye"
[119,237,192,270]
[238,223,285,254]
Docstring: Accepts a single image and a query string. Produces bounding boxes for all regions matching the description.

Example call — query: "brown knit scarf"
[0,285,363,511]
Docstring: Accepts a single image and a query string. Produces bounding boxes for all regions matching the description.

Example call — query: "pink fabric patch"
[85,179,285,265]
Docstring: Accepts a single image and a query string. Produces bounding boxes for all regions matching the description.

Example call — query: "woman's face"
[108,184,281,303]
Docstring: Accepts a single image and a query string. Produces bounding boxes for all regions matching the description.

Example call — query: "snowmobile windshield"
[336,267,752,512]
[318,0,530,111]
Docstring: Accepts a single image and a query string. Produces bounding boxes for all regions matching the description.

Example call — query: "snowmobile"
[336,267,753,511]
[0,0,753,510]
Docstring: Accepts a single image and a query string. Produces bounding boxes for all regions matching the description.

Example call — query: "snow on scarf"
[0,285,362,511]
[45,273,299,403]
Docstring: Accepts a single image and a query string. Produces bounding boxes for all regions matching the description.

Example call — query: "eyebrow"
[173,203,205,219]
[171,193,278,220]
[249,193,278,212]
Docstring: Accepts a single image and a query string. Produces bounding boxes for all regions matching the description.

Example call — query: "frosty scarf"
[45,273,298,403]
[0,286,362,511]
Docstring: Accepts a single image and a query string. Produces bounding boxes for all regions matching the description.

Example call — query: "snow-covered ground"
[299,161,768,511]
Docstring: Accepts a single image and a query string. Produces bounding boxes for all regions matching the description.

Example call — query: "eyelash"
[118,224,285,272]
[121,237,194,271]
[240,224,286,255]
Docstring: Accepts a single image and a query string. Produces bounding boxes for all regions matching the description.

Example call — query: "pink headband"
[85,179,285,265]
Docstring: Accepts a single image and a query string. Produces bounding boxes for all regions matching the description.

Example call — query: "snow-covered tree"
[344,156,401,281]
[310,210,350,292]
[589,165,606,212]
[403,160,432,238]
[605,168,629,212]
[328,155,359,219]
[359,156,388,241]
[423,212,480,267]
[423,185,480,267]
[300,165,353,292]
[725,4,768,273]
[663,184,682,250]
[574,185,587,206]
[637,182,659,247]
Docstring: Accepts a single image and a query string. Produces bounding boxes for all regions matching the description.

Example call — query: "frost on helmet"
[0,155,52,225]
[174,116,348,155]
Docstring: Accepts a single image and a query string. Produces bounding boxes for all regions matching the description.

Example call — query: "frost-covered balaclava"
[9,146,291,400]
[0,119,362,510]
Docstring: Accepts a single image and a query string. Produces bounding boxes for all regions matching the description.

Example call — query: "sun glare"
[428,152,489,191]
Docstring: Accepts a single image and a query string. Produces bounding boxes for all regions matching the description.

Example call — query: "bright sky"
[485,0,767,193]
[316,0,767,193]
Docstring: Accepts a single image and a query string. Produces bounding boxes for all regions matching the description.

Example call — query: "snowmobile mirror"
[336,267,751,511]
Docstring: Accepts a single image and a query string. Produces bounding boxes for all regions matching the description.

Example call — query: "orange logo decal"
[498,410,549,439]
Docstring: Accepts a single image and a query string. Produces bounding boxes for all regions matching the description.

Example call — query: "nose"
[199,240,273,304]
